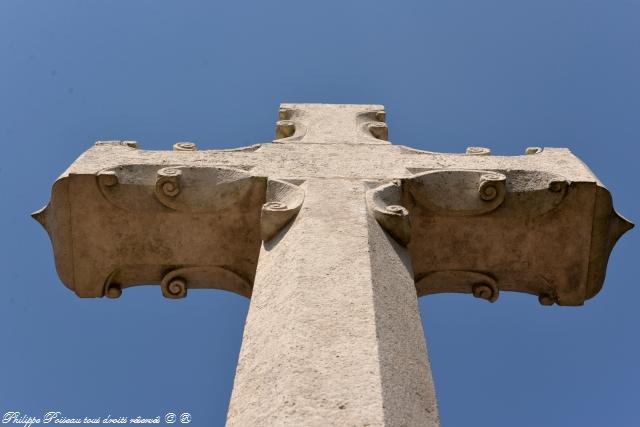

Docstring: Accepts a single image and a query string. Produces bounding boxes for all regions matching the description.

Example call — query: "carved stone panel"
[367,169,632,306]
[33,166,304,299]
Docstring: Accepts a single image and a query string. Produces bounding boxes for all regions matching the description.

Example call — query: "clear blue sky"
[1,1,638,426]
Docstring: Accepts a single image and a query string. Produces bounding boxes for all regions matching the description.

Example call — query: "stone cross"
[33,103,632,426]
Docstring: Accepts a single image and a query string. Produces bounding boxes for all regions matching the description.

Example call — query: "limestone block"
[33,155,303,298]
[367,167,632,305]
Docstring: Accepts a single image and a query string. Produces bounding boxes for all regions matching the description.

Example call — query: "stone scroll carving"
[406,169,507,216]
[159,266,252,299]
[97,165,263,213]
[274,107,308,142]
[33,165,305,299]
[357,110,388,142]
[366,181,411,246]
[102,265,253,300]
[415,271,499,303]
[367,168,632,306]
[261,179,305,241]
[153,166,267,213]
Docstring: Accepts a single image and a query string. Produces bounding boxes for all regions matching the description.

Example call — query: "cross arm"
[56,140,264,175]
[32,140,304,298]
[368,146,633,306]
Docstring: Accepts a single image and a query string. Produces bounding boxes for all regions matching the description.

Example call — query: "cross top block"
[276,103,389,144]
[33,103,632,307]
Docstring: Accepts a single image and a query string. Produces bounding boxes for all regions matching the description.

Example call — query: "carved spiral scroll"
[472,282,499,302]
[466,146,491,155]
[415,270,499,302]
[156,167,183,198]
[261,180,305,241]
[100,265,253,300]
[274,117,307,142]
[263,201,288,211]
[97,171,119,188]
[538,293,556,306]
[173,142,197,151]
[478,173,506,202]
[406,170,507,216]
[366,182,411,246]
[160,266,252,298]
[279,107,293,120]
[368,122,389,141]
[548,179,569,193]
[275,120,296,139]
[161,276,188,299]
[103,270,123,299]
[105,283,122,299]
[386,205,408,215]
[356,110,389,142]
[152,166,263,212]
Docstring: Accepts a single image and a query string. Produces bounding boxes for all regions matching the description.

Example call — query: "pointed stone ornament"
[33,104,632,426]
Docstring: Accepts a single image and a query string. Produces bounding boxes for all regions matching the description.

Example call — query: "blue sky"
[1,1,638,426]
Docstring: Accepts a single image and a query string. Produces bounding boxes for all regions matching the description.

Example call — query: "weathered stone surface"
[367,167,631,306]
[32,163,302,299]
[33,103,632,426]
[227,179,438,426]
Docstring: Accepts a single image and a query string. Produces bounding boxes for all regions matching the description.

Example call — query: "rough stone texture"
[33,103,632,426]
[227,179,438,426]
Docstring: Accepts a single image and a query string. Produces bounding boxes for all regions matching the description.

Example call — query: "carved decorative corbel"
[364,167,629,306]
[274,107,307,142]
[366,181,411,245]
[173,142,197,151]
[406,169,507,216]
[101,265,253,299]
[35,163,274,298]
[261,179,305,241]
[415,270,499,302]
[97,165,265,213]
[104,270,123,299]
[156,166,183,199]
[357,110,388,142]
[159,266,252,299]
[161,274,188,299]
[465,146,491,155]
[153,166,264,212]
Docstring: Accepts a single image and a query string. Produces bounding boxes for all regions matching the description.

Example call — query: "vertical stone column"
[226,179,439,427]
